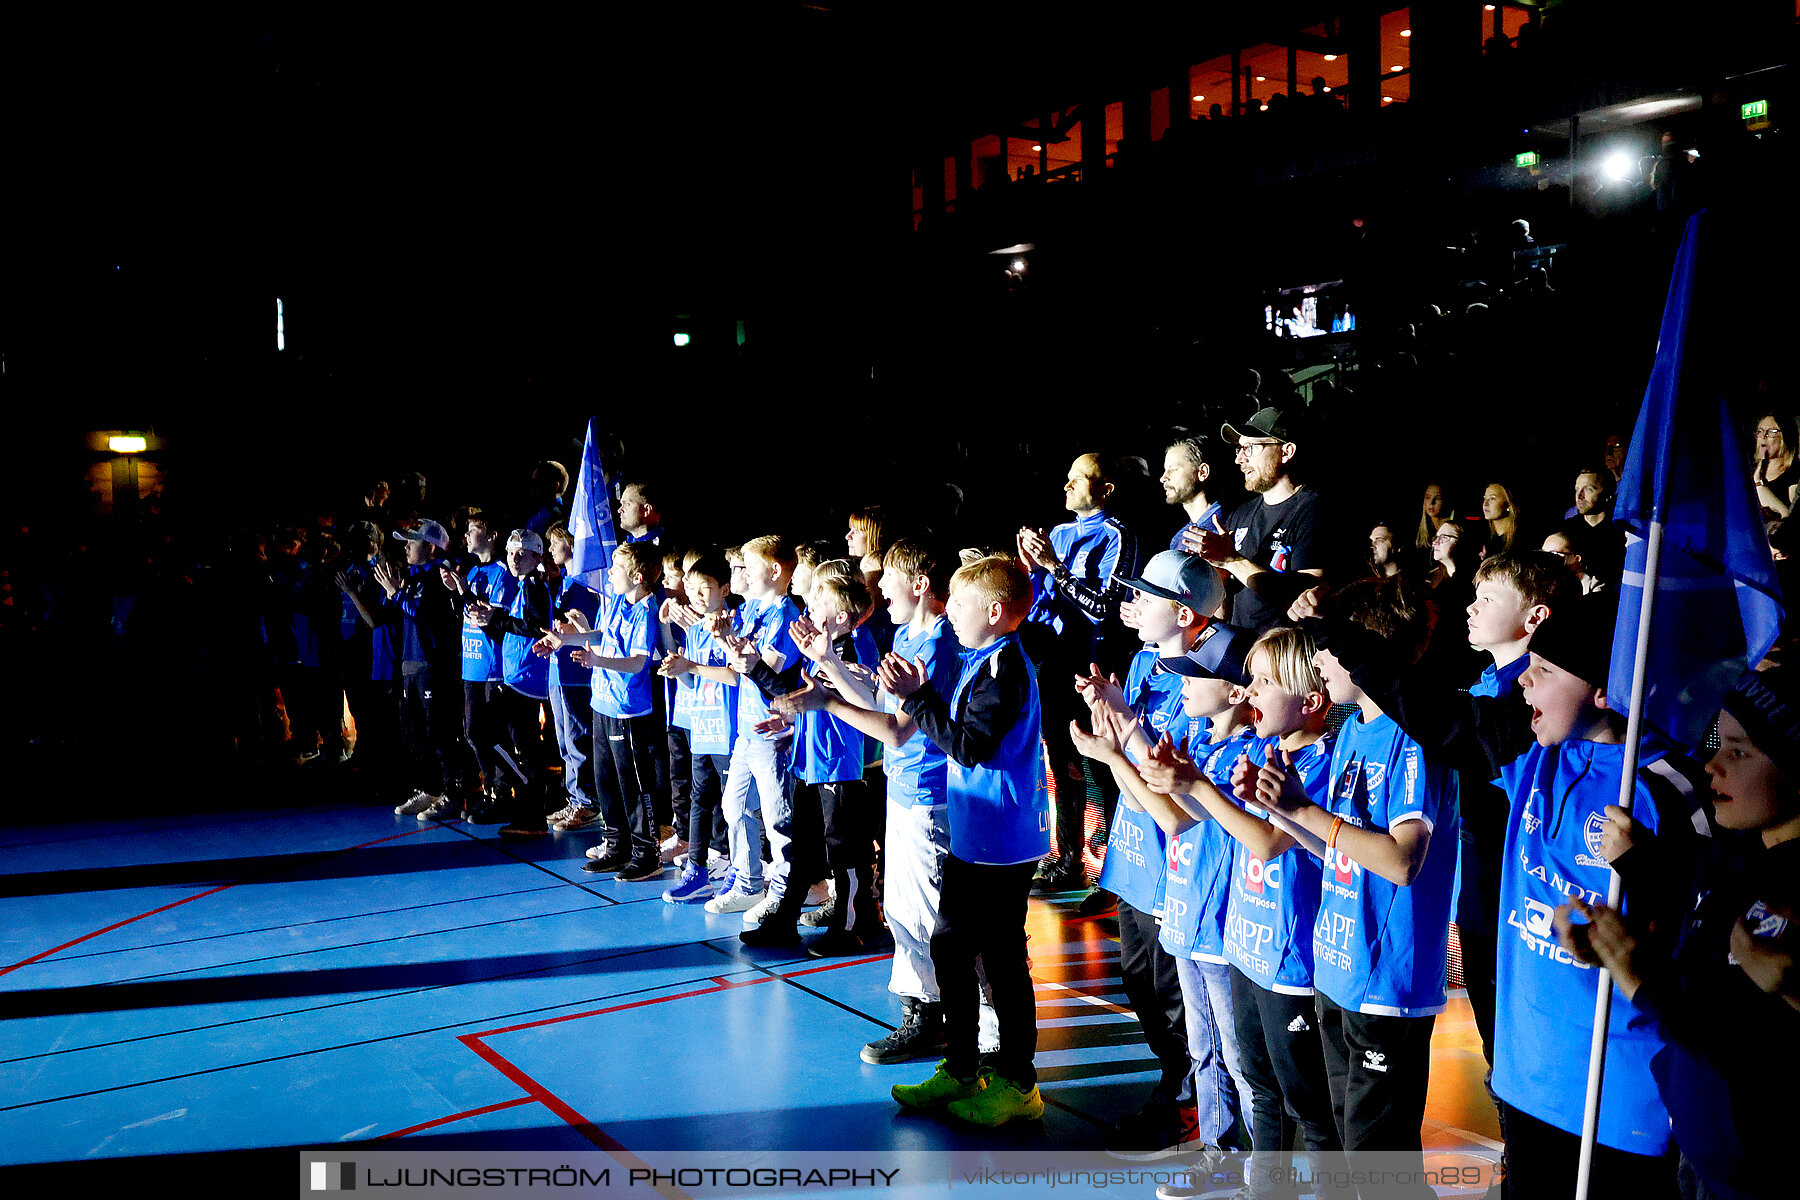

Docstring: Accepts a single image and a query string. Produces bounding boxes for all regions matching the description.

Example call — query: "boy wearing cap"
[1304,594,1705,1199]
[1074,620,1262,1185]
[1193,408,1327,634]
[376,519,463,819]
[451,517,516,818]
[1073,549,1225,1158]
[454,529,553,836]
[1554,666,1800,1200]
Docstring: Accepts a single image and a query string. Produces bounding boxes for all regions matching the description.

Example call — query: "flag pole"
[1573,511,1664,1200]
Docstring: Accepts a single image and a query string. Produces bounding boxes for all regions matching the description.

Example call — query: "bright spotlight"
[1401,29,1411,37]
[1011,258,1027,273]
[672,332,691,347]
[109,436,147,454]
[1602,151,1633,182]
[1192,94,1203,101]
[1323,54,1337,61]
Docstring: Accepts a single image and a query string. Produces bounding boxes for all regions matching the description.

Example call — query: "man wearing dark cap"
[1190,407,1327,633]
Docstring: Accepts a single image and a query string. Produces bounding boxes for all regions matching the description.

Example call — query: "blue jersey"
[735,596,802,729]
[1097,647,1193,913]
[460,562,514,682]
[1025,510,1138,639]
[1222,734,1332,994]
[794,624,879,785]
[1160,727,1259,962]
[548,577,600,691]
[1312,712,1459,1017]
[1491,740,1675,1154]
[883,614,961,807]
[500,574,549,700]
[589,593,657,718]
[682,617,739,755]
[943,633,1050,865]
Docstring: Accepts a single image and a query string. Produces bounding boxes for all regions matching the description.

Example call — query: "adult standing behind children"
[1017,452,1142,893]
[1191,407,1327,635]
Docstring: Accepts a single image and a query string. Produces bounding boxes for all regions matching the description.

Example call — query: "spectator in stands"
[1480,481,1521,558]
[1369,521,1403,579]
[1414,483,1454,556]
[1752,412,1800,520]
[617,480,665,546]
[1160,434,1224,555]
[1541,531,1607,595]
[1603,432,1628,489]
[1563,468,1625,586]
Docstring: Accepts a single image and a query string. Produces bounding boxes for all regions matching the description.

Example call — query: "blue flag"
[1609,211,1783,750]
[568,417,617,595]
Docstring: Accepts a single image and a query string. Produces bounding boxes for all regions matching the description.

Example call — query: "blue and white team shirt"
[882,614,962,807]
[460,562,515,683]
[735,595,803,732]
[500,576,550,700]
[1025,510,1137,639]
[1097,647,1194,915]
[1221,735,1332,994]
[588,593,657,719]
[794,624,879,785]
[1311,712,1459,1017]
[943,632,1050,866]
[682,615,739,756]
[1491,740,1676,1155]
[1159,727,1259,963]
[547,577,600,692]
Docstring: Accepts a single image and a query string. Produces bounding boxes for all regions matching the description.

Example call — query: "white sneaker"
[585,840,620,861]
[545,802,579,826]
[742,888,783,926]
[706,850,730,880]
[394,791,436,815]
[419,794,457,821]
[705,885,765,914]
[660,835,689,864]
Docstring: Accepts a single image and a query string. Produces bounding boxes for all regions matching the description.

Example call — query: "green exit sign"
[1742,99,1768,119]
[1514,151,1541,168]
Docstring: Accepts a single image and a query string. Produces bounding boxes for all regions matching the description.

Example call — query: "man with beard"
[1191,407,1327,633]
[1562,467,1625,588]
[1159,434,1224,554]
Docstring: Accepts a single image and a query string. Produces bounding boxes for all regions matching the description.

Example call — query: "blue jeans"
[550,686,596,807]
[1177,956,1251,1151]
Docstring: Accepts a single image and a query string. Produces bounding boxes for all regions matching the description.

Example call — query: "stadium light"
[1602,151,1634,182]
[109,436,147,454]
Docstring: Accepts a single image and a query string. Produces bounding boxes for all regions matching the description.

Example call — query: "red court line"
[0,825,440,977]
[380,1095,536,1139]
[395,951,898,1196]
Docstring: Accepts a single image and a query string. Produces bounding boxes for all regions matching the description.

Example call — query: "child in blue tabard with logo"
[656,552,739,904]
[1132,625,1352,1200]
[456,529,551,838]
[535,541,664,878]
[1251,579,1457,1200]
[761,565,881,954]
[1071,549,1224,1159]
[1077,618,1264,1190]
[452,516,515,818]
[542,524,602,832]
[1307,593,1706,1200]
[887,555,1050,1129]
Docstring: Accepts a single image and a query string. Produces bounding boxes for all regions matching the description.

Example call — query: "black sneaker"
[583,844,633,873]
[805,927,873,958]
[739,920,800,947]
[861,1000,947,1065]
[616,855,665,883]
[498,819,550,839]
[1032,869,1089,894]
[1075,888,1118,917]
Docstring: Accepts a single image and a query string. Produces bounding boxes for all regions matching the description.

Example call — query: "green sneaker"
[944,1070,1044,1127]
[892,1060,982,1110]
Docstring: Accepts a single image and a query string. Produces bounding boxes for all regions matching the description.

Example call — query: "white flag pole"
[1573,513,1665,1200]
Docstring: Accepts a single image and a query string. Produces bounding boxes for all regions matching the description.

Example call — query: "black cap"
[1221,406,1300,446]
[1158,620,1255,687]
[1528,594,1619,689]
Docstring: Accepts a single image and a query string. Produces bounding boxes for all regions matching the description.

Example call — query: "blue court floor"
[0,798,1501,1193]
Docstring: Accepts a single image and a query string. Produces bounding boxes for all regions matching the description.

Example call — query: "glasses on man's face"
[1234,440,1283,459]
[1432,532,1458,545]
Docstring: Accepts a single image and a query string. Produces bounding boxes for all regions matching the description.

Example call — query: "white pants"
[881,794,1000,1052]
[720,732,789,894]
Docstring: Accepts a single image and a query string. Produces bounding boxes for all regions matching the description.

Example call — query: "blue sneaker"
[717,865,739,894]
[662,861,715,904]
